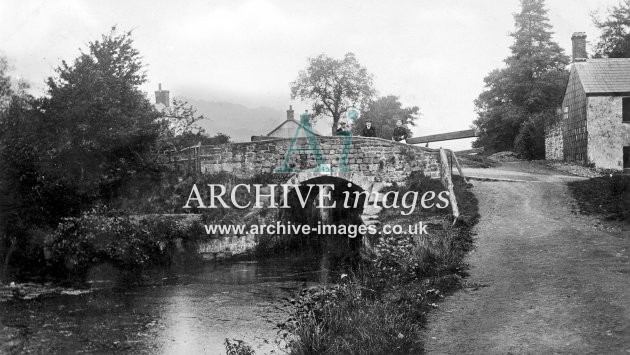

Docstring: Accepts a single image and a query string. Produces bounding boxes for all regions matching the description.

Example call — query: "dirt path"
[424,164,630,354]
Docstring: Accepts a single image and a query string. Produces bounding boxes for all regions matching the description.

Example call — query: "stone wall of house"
[587,96,630,170]
[168,136,443,183]
[545,119,564,160]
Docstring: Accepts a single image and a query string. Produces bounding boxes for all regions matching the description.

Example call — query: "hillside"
[183,98,285,142]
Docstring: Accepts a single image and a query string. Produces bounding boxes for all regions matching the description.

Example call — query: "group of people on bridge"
[335,118,409,142]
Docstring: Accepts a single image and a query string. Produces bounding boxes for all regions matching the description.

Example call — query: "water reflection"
[0,255,321,354]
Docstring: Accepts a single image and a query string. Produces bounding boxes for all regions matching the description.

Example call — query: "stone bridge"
[166,136,463,259]
[167,136,444,188]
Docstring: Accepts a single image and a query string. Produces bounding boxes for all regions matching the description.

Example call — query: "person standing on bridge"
[336,121,351,136]
[392,118,408,142]
[362,120,376,137]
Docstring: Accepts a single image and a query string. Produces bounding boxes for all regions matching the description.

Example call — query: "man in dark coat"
[336,121,350,136]
[392,119,408,142]
[362,120,376,137]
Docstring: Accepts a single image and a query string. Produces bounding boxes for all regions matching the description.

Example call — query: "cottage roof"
[574,58,630,95]
[266,118,321,137]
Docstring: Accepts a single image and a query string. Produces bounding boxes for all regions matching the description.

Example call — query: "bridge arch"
[286,169,377,193]
[283,170,383,239]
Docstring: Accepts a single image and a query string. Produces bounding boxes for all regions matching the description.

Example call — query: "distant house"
[545,32,630,171]
[252,105,321,141]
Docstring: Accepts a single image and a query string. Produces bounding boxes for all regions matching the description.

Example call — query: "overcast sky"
[0,0,622,148]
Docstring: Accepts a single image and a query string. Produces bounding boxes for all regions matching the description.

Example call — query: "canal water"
[0,255,323,354]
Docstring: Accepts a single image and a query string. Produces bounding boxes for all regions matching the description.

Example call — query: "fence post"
[439,148,460,222]
[450,151,468,184]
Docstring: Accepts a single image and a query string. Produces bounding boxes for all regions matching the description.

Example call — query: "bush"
[284,281,424,354]
[224,338,255,355]
[46,210,204,282]
[378,171,450,219]
[514,113,548,159]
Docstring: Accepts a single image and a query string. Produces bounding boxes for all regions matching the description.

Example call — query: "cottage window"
[623,98,630,122]
[563,106,569,120]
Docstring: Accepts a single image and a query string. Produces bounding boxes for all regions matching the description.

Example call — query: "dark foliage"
[351,95,420,140]
[46,211,205,283]
[473,0,569,158]
[514,111,549,159]
[41,28,162,200]
[592,0,630,58]
[568,174,630,222]
[0,29,168,282]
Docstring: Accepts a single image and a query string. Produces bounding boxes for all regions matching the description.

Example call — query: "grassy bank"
[568,174,630,223]
[281,173,479,354]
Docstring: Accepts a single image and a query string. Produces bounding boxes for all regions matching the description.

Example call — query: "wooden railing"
[438,149,469,222]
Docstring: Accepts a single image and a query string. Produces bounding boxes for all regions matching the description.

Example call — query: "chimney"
[154,83,170,107]
[286,105,294,120]
[571,32,587,62]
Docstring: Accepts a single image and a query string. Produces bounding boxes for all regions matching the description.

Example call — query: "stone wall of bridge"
[167,136,443,183]
[163,137,461,258]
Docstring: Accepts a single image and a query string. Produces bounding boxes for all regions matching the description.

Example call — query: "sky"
[0,0,623,149]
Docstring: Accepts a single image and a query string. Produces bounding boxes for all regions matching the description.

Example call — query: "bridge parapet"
[167,136,442,183]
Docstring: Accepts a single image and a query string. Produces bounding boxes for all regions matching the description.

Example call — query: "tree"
[160,98,206,137]
[42,27,161,198]
[592,0,630,58]
[290,53,376,135]
[0,56,42,282]
[0,29,168,281]
[351,95,420,139]
[0,56,14,282]
[156,98,231,150]
[0,62,50,281]
[473,0,569,158]
[0,57,12,111]
[157,98,206,150]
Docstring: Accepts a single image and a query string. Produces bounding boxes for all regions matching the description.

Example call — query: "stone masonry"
[166,137,458,259]
[168,136,443,184]
[587,96,630,170]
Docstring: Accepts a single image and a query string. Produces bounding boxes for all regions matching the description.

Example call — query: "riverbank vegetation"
[282,173,479,354]
[47,212,205,284]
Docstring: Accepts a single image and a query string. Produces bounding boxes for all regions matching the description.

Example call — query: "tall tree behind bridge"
[351,95,420,140]
[290,53,376,135]
[473,0,569,158]
[592,0,630,58]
